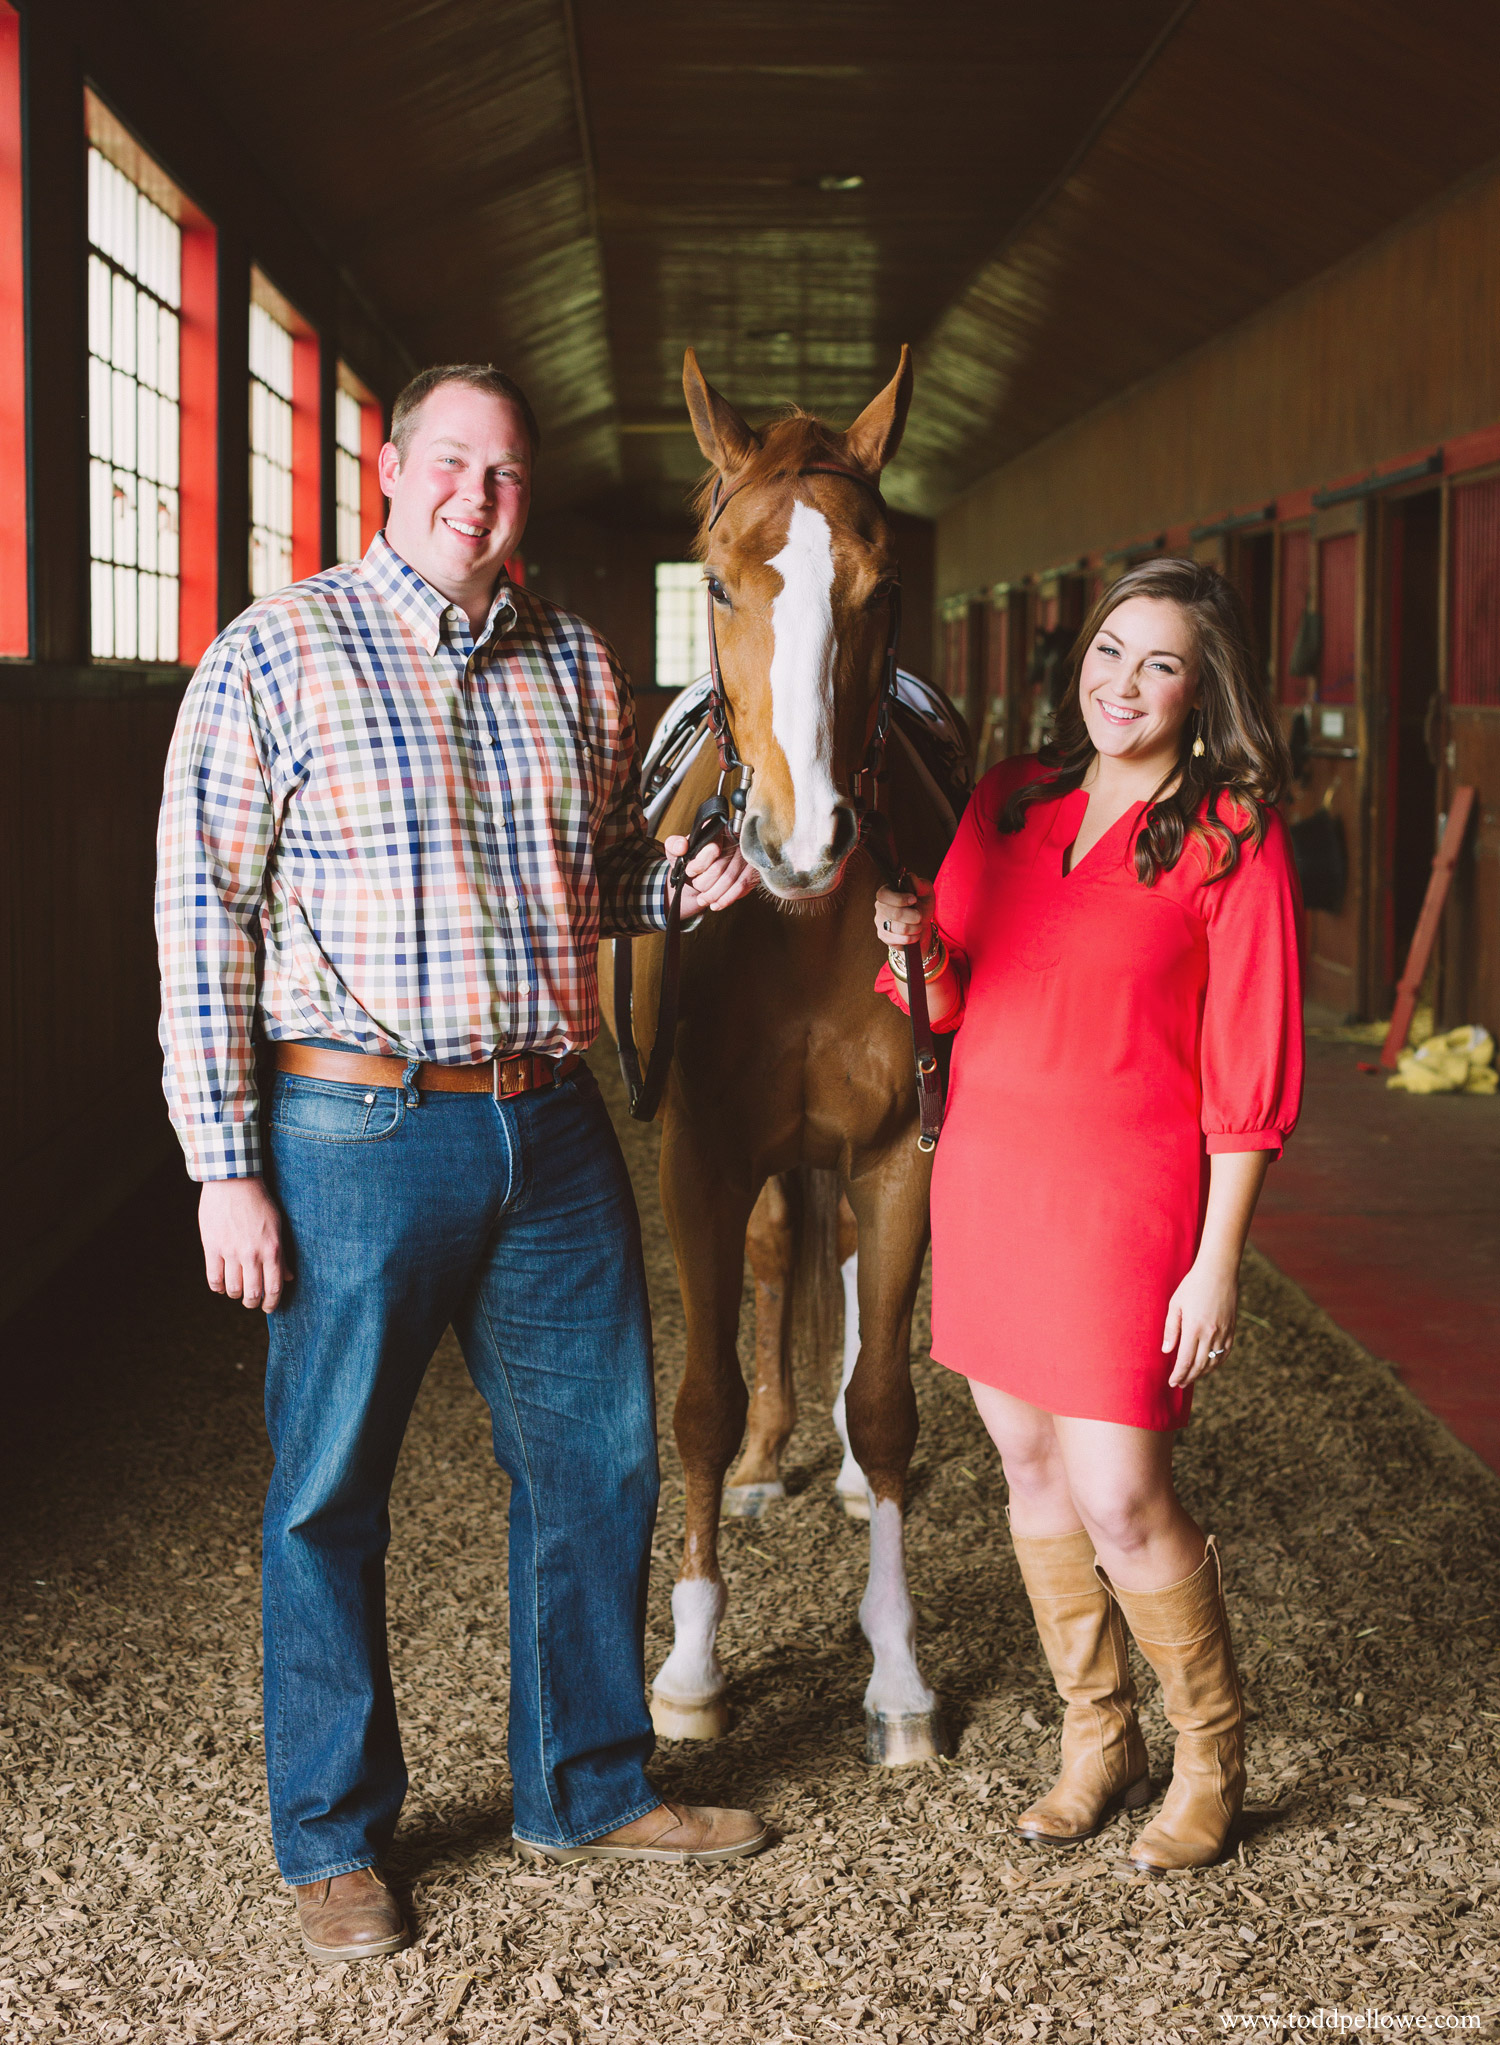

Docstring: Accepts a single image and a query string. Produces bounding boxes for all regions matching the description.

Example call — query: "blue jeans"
[261,1058,660,1883]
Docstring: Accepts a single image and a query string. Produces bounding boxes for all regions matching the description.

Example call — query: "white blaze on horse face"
[767,500,843,874]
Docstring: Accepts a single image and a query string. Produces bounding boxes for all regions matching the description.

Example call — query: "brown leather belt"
[274,1042,581,1099]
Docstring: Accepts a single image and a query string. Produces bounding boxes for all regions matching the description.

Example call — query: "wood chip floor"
[4,1053,1499,2043]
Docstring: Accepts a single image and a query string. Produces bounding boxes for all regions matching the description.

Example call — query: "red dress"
[880,756,1304,1430]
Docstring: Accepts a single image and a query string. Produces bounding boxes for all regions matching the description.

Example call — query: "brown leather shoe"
[514,1800,769,1865]
[294,1866,408,1965]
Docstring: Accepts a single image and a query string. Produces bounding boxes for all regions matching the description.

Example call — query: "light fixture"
[818,173,864,192]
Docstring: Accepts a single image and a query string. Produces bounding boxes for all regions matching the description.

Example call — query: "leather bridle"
[613,462,944,1150]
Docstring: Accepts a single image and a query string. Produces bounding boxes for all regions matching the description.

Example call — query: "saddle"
[638,668,973,838]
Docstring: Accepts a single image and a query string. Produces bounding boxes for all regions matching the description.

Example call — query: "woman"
[874,558,1302,1874]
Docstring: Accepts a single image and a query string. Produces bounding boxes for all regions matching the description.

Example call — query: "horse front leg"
[724,1174,797,1518]
[650,1110,756,1742]
[844,1152,950,1767]
[828,1194,868,1519]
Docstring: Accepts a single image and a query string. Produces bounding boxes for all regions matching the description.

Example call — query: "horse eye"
[706,576,730,606]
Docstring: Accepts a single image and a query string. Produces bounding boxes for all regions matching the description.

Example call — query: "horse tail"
[791,1166,846,1390]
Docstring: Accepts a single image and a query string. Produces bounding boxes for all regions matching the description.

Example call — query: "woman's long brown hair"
[999,557,1292,886]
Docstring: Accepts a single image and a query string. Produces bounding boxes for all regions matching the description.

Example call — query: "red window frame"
[0,3,23,655]
[361,401,384,551]
[178,209,217,660]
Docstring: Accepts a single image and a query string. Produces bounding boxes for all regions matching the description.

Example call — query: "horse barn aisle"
[0,1053,1495,2042]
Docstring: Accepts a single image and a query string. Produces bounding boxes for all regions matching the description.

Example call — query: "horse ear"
[683,349,761,472]
[843,345,913,475]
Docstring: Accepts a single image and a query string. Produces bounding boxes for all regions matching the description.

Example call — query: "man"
[156,364,766,1967]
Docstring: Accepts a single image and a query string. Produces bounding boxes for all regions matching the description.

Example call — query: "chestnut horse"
[602,348,962,1766]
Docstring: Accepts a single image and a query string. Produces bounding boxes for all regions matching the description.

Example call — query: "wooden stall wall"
[936,149,1500,1036]
[937,154,1500,600]
[0,4,410,1321]
[0,688,183,1317]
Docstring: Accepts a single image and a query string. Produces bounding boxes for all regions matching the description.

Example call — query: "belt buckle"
[496,1055,528,1100]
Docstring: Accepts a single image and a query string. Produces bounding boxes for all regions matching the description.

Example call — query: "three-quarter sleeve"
[1198,808,1305,1158]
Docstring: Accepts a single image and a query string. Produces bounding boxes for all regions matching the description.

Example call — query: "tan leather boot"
[1011,1526,1151,1844]
[1101,1537,1245,1873]
[294,1867,408,1964]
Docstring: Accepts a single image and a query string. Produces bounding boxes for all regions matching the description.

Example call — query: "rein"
[613,463,946,1151]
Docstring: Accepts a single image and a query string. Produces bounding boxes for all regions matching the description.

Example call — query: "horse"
[601,346,968,1766]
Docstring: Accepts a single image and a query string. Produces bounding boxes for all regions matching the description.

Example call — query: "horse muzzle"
[740,804,859,900]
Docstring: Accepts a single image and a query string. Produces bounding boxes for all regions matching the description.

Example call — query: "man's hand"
[199,1177,288,1314]
[666,831,759,917]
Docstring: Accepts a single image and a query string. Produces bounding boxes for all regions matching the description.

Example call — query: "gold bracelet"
[888,936,948,983]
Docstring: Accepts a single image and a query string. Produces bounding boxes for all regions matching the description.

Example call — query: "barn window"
[655,561,710,687]
[1449,475,1500,708]
[249,271,320,596]
[87,144,182,660]
[335,363,382,561]
[86,92,217,665]
[248,300,293,596]
[334,388,362,562]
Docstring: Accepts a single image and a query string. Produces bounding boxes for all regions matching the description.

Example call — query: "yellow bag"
[1387,1025,1497,1095]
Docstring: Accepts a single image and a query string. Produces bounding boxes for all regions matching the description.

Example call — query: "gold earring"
[1192,733,1206,758]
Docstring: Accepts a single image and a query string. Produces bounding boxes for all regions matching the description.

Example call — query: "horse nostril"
[827,806,858,865]
[740,813,767,867]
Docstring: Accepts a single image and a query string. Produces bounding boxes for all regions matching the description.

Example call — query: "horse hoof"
[864,1708,953,1767]
[837,1485,871,1522]
[651,1691,731,1742]
[723,1481,787,1519]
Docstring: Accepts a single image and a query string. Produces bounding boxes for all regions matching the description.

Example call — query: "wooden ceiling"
[139,0,1500,520]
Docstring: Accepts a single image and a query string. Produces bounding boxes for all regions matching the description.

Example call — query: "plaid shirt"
[156,532,670,1181]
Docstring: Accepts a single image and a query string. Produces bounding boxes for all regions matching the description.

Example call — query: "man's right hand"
[199,1177,288,1313]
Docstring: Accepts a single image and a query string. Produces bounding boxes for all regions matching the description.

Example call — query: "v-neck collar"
[1054,786,1147,881]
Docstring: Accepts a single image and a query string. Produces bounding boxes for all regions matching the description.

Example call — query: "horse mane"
[690,410,851,555]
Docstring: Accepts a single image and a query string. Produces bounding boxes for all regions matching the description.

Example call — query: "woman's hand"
[1164,1149,1272,1389]
[873,875,935,952]
[1162,1251,1238,1388]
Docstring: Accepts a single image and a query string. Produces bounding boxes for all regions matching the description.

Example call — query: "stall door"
[1444,475,1500,1034]
[1281,518,1366,1016]
[1381,491,1440,1006]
